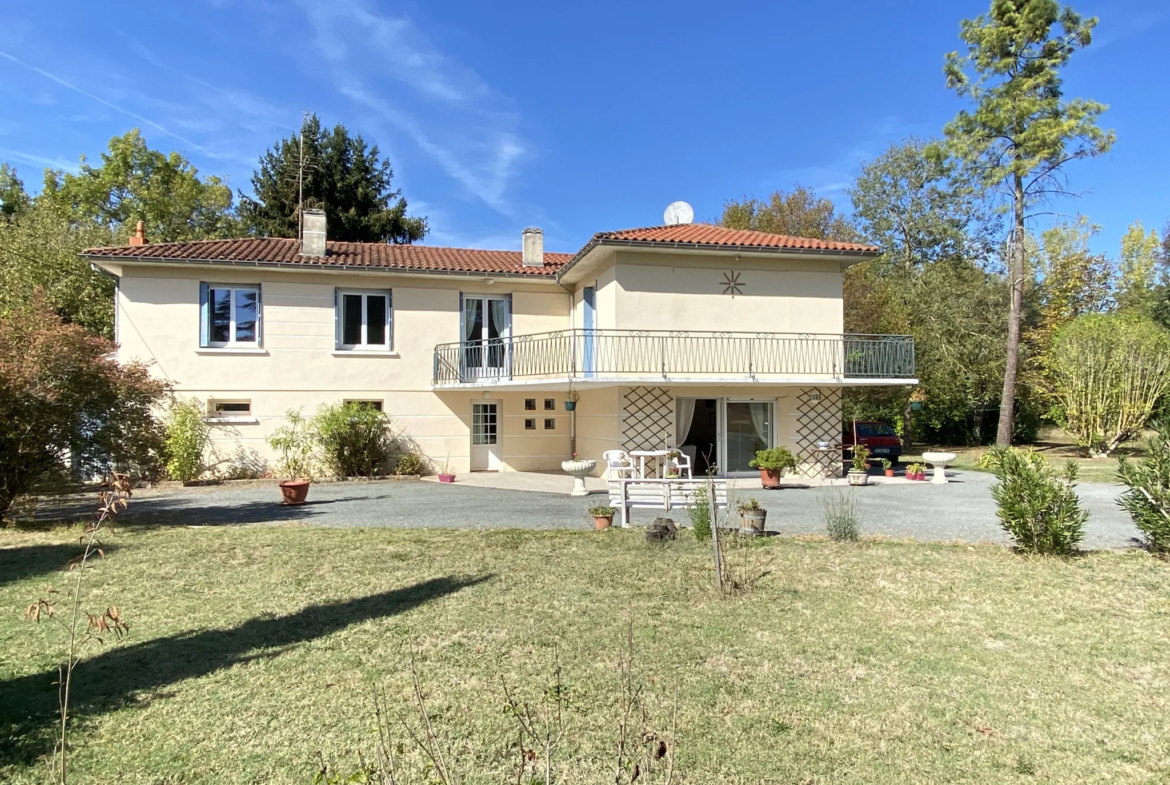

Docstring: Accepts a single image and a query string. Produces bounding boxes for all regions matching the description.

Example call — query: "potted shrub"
[749,447,798,489]
[847,444,870,486]
[906,462,925,481]
[267,409,316,505]
[881,458,895,478]
[737,497,767,535]
[589,504,615,530]
[564,388,580,412]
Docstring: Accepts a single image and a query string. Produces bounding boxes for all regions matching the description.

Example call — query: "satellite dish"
[663,201,694,226]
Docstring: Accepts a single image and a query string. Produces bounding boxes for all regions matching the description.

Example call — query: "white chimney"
[302,209,327,257]
[522,227,544,267]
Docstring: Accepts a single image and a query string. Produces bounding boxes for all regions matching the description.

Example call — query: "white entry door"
[471,401,502,471]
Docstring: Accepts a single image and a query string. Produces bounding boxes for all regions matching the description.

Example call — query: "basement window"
[525,418,536,430]
[206,400,257,424]
[544,418,556,430]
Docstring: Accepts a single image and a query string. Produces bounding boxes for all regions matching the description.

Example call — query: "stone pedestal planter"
[922,452,956,485]
[561,459,596,497]
[847,470,869,487]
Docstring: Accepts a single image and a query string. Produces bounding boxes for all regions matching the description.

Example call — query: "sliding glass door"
[462,295,510,379]
[724,400,775,475]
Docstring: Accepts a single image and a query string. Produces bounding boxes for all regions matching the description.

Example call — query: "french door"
[677,397,776,477]
[471,402,502,471]
[462,295,510,380]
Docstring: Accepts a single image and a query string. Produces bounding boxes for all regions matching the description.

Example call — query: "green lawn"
[2,523,1168,783]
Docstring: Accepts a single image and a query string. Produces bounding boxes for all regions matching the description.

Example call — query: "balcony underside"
[433,374,918,391]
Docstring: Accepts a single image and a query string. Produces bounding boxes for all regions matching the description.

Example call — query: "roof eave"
[555,237,880,283]
[81,253,564,281]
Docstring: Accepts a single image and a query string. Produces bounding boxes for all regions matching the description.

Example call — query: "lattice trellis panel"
[621,386,674,474]
[794,387,842,478]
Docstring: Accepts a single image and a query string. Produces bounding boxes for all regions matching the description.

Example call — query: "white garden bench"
[608,477,729,528]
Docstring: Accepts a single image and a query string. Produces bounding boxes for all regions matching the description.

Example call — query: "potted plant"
[881,458,895,478]
[589,504,615,530]
[267,409,316,505]
[737,497,767,535]
[749,447,798,489]
[437,454,455,483]
[910,388,927,412]
[564,388,580,412]
[904,462,924,481]
[847,443,870,486]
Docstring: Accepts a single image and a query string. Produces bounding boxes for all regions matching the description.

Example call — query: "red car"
[842,421,903,461]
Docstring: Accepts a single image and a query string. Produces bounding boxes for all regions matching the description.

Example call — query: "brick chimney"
[301,209,327,257]
[128,221,147,246]
[522,227,544,267]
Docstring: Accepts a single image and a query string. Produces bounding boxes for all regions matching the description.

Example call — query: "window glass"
[210,288,231,343]
[234,289,257,343]
[213,401,251,414]
[342,294,363,346]
[365,294,387,346]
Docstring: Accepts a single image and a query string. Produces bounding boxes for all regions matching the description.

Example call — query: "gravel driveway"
[29,470,1142,549]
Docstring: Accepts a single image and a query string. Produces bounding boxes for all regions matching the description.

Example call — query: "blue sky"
[1,0,1166,256]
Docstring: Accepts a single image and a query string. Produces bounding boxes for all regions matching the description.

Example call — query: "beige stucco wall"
[608,250,844,334]
[114,264,571,474]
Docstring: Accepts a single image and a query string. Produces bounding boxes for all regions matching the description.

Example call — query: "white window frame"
[337,289,392,351]
[206,285,261,348]
[205,399,257,425]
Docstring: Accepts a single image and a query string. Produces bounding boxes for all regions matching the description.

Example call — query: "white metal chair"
[602,450,636,481]
[668,449,693,479]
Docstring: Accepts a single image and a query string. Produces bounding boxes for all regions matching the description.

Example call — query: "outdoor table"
[629,449,671,479]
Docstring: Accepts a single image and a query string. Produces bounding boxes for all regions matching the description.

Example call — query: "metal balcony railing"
[433,330,915,386]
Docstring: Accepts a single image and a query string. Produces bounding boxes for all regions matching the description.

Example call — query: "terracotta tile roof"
[83,237,571,277]
[591,223,879,253]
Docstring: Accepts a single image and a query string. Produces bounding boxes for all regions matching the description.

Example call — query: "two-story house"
[84,209,916,478]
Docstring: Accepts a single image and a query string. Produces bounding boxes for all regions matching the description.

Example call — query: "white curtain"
[749,402,770,447]
[463,298,480,342]
[675,397,696,446]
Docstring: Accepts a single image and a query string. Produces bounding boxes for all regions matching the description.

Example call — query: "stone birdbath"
[921,451,957,485]
[561,458,596,497]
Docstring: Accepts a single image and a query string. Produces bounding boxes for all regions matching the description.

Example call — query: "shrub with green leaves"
[1117,421,1170,554]
[749,447,797,474]
[267,409,316,481]
[313,402,392,477]
[164,397,209,483]
[395,452,423,476]
[689,484,712,542]
[990,448,1087,556]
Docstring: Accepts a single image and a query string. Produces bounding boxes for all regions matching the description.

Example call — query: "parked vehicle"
[843,421,903,462]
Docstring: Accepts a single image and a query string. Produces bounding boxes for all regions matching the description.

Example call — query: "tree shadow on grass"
[0,573,491,768]
[0,544,121,588]
[31,495,381,528]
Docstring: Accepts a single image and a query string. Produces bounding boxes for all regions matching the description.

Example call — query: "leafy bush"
[0,296,168,515]
[164,398,209,483]
[849,443,870,473]
[749,447,797,473]
[313,402,392,477]
[395,452,423,476]
[1117,421,1170,554]
[588,505,615,517]
[1048,314,1170,456]
[822,489,861,541]
[267,409,317,481]
[990,448,1087,556]
[689,484,712,542]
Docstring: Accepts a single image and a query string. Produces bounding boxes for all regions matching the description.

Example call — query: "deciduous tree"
[0,295,169,516]
[239,114,427,244]
[1048,313,1170,456]
[719,185,856,241]
[1035,217,1113,347]
[0,163,29,221]
[944,0,1114,445]
[1116,220,1164,314]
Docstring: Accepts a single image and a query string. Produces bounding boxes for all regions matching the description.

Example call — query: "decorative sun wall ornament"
[721,270,744,297]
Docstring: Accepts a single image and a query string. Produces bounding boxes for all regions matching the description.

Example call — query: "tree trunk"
[996,175,1026,447]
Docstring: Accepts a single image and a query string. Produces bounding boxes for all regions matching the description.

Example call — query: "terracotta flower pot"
[884,469,895,478]
[438,473,456,483]
[279,479,311,506]
[759,468,782,489]
[594,515,613,530]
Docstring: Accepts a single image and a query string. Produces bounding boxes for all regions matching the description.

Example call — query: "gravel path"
[29,471,1142,549]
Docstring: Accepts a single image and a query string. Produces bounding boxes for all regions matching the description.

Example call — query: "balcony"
[433,330,916,388]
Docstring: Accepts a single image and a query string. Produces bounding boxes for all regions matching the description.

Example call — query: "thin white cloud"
[0,50,223,160]
[293,0,528,215]
[0,147,80,173]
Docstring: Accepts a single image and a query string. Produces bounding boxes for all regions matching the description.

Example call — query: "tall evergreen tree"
[943,0,1114,445]
[240,114,427,244]
[0,164,30,221]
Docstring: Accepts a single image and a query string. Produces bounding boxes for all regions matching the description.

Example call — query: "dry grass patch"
[1,524,1168,783]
